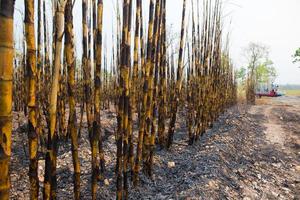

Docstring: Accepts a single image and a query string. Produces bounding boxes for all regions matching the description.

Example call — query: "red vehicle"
[256,89,282,98]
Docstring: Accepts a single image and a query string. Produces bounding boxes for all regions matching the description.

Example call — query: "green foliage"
[256,60,277,84]
[243,42,277,85]
[236,67,246,81]
[292,48,300,65]
[235,67,247,90]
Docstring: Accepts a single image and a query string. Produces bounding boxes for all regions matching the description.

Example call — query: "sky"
[227,0,300,84]
[14,0,300,85]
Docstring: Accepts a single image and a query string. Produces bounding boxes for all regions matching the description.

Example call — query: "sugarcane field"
[0,0,300,199]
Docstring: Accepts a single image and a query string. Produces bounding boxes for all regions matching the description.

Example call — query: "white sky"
[227,0,300,84]
[14,0,300,84]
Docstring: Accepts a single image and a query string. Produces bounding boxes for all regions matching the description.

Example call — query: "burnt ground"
[10,96,300,199]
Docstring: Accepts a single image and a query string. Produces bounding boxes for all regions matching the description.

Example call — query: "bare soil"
[10,96,300,199]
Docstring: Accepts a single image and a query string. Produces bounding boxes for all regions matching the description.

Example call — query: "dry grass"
[255,97,270,105]
[237,88,246,104]
[282,90,300,96]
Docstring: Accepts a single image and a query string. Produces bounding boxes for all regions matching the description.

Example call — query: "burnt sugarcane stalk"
[158,0,167,148]
[44,1,67,199]
[24,0,39,198]
[0,1,16,199]
[65,0,81,198]
[167,0,187,148]
[149,0,164,177]
[133,0,155,186]
[116,0,132,198]
[123,0,133,198]
[143,0,160,177]
[95,0,105,181]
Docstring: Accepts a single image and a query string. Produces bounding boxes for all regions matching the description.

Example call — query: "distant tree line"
[279,84,300,90]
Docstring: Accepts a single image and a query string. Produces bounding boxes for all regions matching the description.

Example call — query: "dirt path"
[255,97,300,153]
[264,105,286,146]
[246,96,300,199]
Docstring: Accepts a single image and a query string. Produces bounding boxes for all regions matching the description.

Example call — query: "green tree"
[292,48,300,66]
[243,42,268,74]
[243,43,277,84]
[243,42,277,104]
[236,67,246,83]
[256,60,277,84]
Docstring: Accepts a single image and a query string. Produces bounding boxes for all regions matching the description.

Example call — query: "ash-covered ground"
[10,96,300,199]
